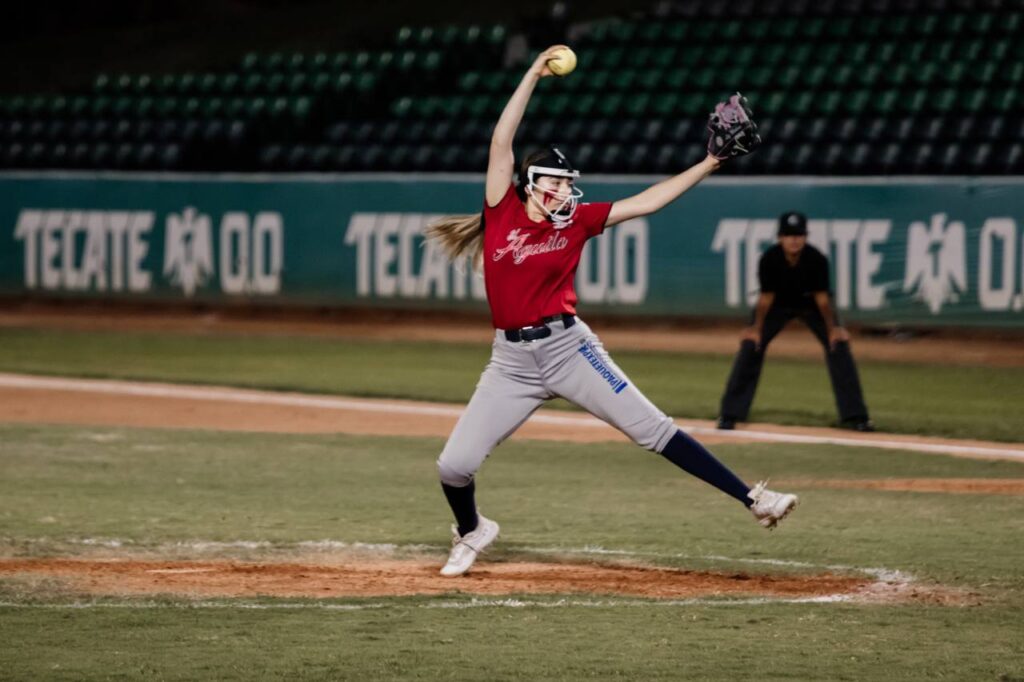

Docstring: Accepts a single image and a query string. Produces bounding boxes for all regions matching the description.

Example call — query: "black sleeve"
[758,253,776,292]
[811,251,830,292]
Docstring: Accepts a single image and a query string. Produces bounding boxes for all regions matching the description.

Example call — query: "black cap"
[778,211,808,236]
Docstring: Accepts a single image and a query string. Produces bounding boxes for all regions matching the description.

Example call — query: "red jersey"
[482,183,613,329]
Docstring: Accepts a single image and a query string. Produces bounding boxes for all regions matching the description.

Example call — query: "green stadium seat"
[202,98,225,119]
[391,96,414,118]
[181,97,202,118]
[197,73,218,95]
[329,52,350,72]
[287,73,308,94]
[898,90,928,115]
[842,90,871,117]
[854,16,883,38]
[940,62,968,86]
[970,62,998,86]
[69,96,90,117]
[784,91,814,116]
[663,67,688,91]
[998,12,1022,35]
[461,25,483,48]
[769,18,799,41]
[177,73,197,95]
[241,52,260,71]
[265,53,286,72]
[93,73,113,93]
[914,14,940,38]
[785,44,815,66]
[811,91,843,117]
[569,94,598,118]
[856,64,883,88]
[286,53,305,72]
[884,63,912,87]
[266,73,286,95]
[882,15,911,38]
[969,13,996,36]
[114,74,134,93]
[990,90,1018,113]
[833,65,859,89]
[871,90,899,116]
[135,97,155,118]
[47,96,68,118]
[958,40,985,61]
[609,70,637,92]
[718,20,743,42]
[758,91,787,117]
[242,73,264,95]
[759,45,787,66]
[306,52,329,73]
[799,17,826,40]
[466,95,494,119]
[929,89,958,114]
[703,46,733,67]
[609,22,637,44]
[664,22,687,43]
[743,18,770,41]
[801,65,828,89]
[815,44,843,66]
[941,13,968,36]
[773,65,801,90]
[689,67,716,92]
[960,89,988,114]
[1000,62,1024,86]
[636,23,664,44]
[597,47,625,70]
[623,93,650,119]
[376,52,395,71]
[219,73,240,95]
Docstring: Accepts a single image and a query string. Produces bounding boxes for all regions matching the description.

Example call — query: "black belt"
[503,314,576,342]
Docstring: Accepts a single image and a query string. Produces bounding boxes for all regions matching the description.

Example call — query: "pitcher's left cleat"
[440,514,500,577]
[748,481,798,530]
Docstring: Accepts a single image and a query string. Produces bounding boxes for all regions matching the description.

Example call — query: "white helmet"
[522,146,583,229]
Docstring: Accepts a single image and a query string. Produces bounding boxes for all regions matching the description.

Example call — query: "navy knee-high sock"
[659,430,752,507]
[441,481,479,536]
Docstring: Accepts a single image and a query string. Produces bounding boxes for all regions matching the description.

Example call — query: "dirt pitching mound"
[1,558,870,601]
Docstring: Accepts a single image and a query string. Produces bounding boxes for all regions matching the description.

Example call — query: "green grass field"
[1,327,1022,442]
[1,324,1022,680]
[1,425,1023,680]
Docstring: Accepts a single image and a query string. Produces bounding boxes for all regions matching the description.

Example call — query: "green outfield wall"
[2,172,1023,327]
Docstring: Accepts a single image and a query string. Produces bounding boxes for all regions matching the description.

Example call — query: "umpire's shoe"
[440,514,500,577]
[841,418,876,433]
[748,482,798,530]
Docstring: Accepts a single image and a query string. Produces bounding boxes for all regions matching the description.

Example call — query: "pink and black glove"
[707,93,762,160]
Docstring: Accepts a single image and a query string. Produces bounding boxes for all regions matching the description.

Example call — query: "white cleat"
[748,481,798,530]
[439,514,500,577]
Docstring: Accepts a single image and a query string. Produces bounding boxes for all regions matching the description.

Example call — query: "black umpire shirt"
[758,244,830,308]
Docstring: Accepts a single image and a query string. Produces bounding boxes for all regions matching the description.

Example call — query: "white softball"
[547,47,577,77]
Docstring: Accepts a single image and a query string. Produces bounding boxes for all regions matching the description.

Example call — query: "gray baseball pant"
[437,318,678,487]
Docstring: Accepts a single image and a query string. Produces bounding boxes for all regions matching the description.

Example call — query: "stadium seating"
[1,4,1023,174]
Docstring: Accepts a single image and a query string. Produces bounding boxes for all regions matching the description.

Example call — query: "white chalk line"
[0,595,854,611]
[1,373,1022,459]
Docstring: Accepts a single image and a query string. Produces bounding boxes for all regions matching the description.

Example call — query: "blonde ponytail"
[425,213,484,270]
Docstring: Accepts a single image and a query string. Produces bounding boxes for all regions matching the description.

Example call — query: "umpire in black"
[717,211,874,432]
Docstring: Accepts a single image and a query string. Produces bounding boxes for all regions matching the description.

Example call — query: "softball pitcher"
[428,45,797,577]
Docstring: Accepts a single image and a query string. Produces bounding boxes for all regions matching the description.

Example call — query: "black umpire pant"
[719,304,870,424]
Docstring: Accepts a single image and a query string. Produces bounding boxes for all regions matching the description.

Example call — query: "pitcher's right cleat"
[440,514,500,577]
[748,481,798,530]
